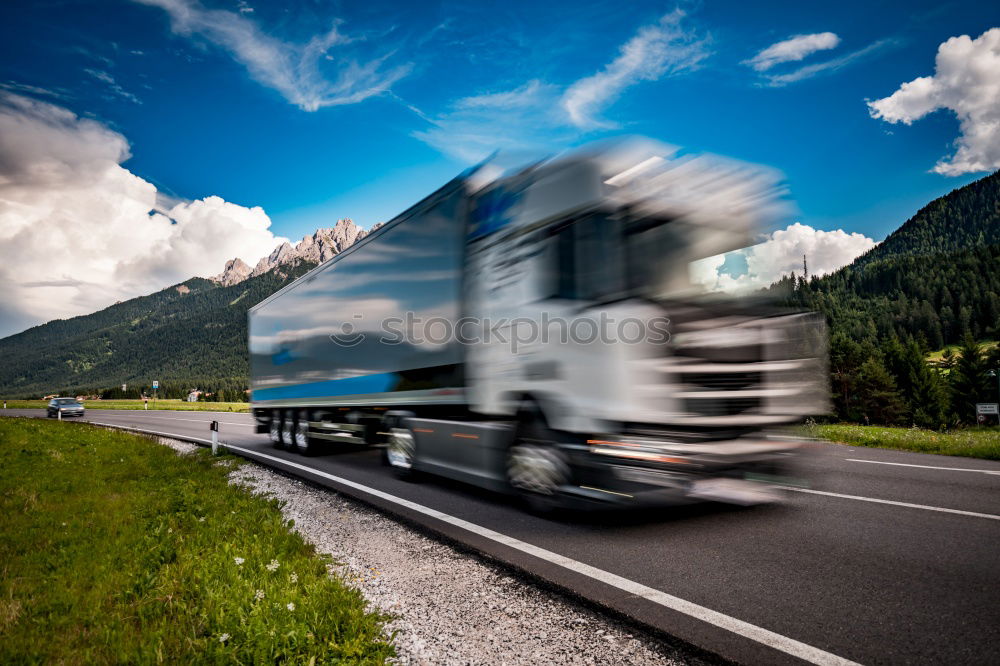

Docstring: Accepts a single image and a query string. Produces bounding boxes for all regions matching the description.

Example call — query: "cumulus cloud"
[0,92,286,338]
[867,28,1000,176]
[561,9,709,128]
[693,223,877,291]
[744,32,840,72]
[134,0,410,111]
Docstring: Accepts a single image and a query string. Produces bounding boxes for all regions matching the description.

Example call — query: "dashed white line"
[846,458,1000,475]
[785,487,1000,520]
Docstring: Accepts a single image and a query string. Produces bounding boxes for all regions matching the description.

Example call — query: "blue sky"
[2,0,996,238]
[1,0,999,335]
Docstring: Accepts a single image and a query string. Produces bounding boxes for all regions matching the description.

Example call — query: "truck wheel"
[294,419,314,455]
[506,407,570,512]
[268,414,283,448]
[386,427,417,480]
[281,411,295,450]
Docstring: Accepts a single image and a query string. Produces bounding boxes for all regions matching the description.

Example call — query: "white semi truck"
[249,140,827,509]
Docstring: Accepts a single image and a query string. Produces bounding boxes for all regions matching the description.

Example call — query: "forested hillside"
[771,170,1000,427]
[0,262,316,399]
[851,170,1000,267]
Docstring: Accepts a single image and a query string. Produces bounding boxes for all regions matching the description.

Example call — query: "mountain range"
[0,172,997,399]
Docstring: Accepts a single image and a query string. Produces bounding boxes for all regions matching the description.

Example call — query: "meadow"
[805,423,1000,460]
[0,417,393,663]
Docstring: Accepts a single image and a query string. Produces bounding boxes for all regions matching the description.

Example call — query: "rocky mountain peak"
[212,218,370,286]
[212,257,252,286]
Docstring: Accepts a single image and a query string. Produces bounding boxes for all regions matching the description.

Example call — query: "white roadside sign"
[975,403,998,415]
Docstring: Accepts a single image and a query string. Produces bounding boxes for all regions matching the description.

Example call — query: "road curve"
[6,408,999,665]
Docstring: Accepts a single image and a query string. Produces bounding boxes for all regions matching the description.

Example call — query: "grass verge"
[0,417,393,663]
[803,423,1000,460]
[1,399,250,412]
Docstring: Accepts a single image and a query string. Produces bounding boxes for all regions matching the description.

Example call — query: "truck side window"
[545,214,623,301]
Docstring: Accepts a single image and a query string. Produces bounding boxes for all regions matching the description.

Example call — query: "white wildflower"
[266,559,280,572]
[286,602,295,611]
[255,589,265,600]
[234,557,244,566]
[218,633,230,643]
[290,572,298,583]
[198,516,206,522]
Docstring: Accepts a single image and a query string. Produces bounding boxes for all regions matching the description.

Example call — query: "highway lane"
[7,408,999,665]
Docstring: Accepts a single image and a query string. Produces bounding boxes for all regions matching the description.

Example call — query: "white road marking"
[89,422,215,444]
[785,487,1000,520]
[89,413,253,427]
[86,420,860,664]
[846,458,1000,475]
[222,443,860,666]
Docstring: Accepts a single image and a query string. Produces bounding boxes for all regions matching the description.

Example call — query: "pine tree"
[857,356,906,425]
[951,336,990,423]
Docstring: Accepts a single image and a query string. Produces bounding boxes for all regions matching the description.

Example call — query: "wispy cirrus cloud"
[83,68,142,104]
[414,10,710,161]
[763,39,894,87]
[134,0,410,111]
[744,32,840,72]
[744,30,895,87]
[412,80,568,163]
[561,9,710,128]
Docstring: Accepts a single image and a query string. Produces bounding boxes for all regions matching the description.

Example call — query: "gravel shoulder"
[161,436,700,664]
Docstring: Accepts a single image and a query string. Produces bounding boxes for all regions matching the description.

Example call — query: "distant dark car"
[47,397,85,418]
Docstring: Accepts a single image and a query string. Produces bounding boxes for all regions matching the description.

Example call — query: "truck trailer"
[249,140,828,509]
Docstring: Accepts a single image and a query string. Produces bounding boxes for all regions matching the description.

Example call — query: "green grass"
[1,399,250,412]
[803,423,1000,460]
[0,417,394,664]
[925,339,997,363]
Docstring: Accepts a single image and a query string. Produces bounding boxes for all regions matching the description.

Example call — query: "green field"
[0,417,393,663]
[1,399,250,412]
[804,423,1000,460]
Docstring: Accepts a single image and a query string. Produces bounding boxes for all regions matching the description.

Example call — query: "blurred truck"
[249,139,827,509]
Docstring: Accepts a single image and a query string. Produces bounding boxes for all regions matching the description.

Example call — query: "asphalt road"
[7,408,999,666]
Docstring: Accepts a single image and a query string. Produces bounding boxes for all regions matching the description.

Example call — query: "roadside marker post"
[210,420,219,455]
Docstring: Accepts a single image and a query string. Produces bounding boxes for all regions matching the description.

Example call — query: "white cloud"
[867,27,1000,176]
[693,223,877,291]
[83,68,142,104]
[744,32,840,72]
[415,11,709,162]
[0,92,286,337]
[561,9,709,128]
[763,39,893,87]
[412,80,570,162]
[134,0,410,111]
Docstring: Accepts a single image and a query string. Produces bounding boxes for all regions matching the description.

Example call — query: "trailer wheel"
[386,427,417,480]
[268,413,283,448]
[294,418,315,455]
[506,405,570,513]
[281,411,295,449]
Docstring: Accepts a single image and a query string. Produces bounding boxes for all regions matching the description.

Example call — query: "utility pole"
[803,254,808,280]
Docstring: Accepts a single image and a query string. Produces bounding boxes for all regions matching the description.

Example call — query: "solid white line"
[846,458,1000,475]
[90,413,253,427]
[89,422,215,444]
[786,487,1000,520]
[220,442,859,666]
